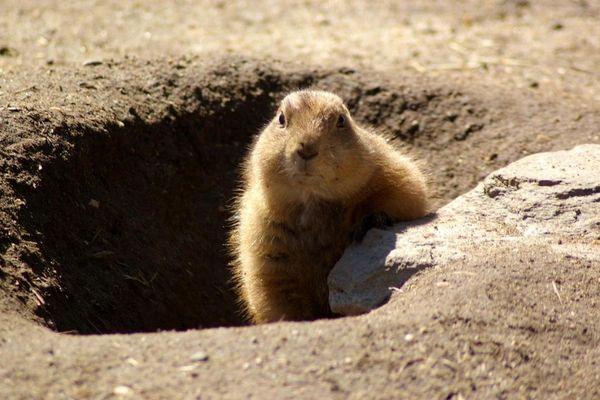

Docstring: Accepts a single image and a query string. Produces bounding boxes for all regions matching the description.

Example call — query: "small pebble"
[485,153,498,161]
[190,351,209,362]
[113,386,133,396]
[83,60,103,66]
[454,123,482,141]
[78,81,97,89]
[445,112,458,122]
[406,120,420,136]
[125,357,139,366]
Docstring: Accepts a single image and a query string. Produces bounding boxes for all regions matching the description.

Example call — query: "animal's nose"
[296,142,319,161]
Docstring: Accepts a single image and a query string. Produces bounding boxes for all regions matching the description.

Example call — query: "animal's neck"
[261,182,343,222]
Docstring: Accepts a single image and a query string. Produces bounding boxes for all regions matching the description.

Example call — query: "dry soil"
[0,1,599,399]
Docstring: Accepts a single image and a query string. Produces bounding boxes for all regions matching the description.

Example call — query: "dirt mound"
[1,58,599,337]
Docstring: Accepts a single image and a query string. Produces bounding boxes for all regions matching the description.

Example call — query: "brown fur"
[229,90,429,324]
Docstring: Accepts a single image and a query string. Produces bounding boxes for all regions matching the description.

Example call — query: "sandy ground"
[1,0,600,100]
[1,1,599,399]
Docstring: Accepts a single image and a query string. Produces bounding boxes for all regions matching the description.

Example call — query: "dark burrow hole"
[19,92,283,334]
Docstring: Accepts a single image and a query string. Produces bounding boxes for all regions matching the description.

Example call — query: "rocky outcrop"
[329,144,600,315]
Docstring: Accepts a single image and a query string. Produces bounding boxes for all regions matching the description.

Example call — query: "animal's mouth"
[290,159,314,176]
[288,159,334,183]
[299,159,312,172]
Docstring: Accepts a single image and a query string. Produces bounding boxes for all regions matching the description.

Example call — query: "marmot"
[230,90,428,324]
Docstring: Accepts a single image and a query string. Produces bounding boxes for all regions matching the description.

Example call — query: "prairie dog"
[230,90,428,323]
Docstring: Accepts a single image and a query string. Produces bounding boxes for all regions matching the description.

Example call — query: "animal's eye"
[278,112,286,127]
[336,114,346,128]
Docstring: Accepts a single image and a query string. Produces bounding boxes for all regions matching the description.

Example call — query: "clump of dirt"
[0,58,598,335]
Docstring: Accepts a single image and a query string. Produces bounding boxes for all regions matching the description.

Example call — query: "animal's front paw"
[350,212,397,242]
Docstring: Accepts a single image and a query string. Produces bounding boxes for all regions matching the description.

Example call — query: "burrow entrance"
[15,81,289,334]
[4,64,517,334]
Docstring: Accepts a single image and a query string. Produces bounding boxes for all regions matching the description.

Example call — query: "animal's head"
[252,90,373,201]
